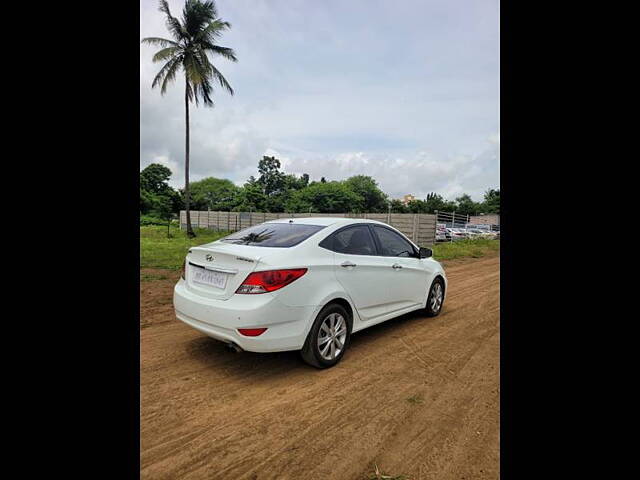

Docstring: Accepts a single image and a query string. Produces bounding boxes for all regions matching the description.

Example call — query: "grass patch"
[140,272,170,282]
[140,225,229,270]
[140,227,499,270]
[406,393,424,405]
[140,215,178,226]
[431,238,500,261]
[367,464,408,480]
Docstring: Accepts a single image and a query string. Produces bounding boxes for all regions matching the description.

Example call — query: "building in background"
[401,194,416,205]
[469,213,500,225]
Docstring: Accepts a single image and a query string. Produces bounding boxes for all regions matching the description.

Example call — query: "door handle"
[392,263,403,269]
[341,261,357,268]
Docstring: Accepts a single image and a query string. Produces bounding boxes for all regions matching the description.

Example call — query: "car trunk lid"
[184,242,266,300]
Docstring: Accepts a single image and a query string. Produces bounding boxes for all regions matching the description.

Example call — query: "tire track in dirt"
[140,253,499,479]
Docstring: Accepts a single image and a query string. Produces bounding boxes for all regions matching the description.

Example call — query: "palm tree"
[142,0,237,237]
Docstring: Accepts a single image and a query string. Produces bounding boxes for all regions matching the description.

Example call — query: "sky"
[140,0,499,201]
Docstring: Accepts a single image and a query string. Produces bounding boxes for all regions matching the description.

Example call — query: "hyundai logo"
[205,254,214,262]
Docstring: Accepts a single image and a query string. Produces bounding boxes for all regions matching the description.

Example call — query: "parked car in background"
[174,217,447,368]
[438,231,452,241]
[466,228,490,238]
[466,224,491,231]
[465,229,483,238]
[447,228,468,241]
[481,230,499,239]
[466,224,500,237]
[435,226,451,242]
[471,228,499,239]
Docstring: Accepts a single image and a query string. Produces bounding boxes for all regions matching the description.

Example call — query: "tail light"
[238,328,268,336]
[236,268,307,294]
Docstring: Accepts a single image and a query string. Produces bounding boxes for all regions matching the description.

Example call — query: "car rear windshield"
[219,223,326,247]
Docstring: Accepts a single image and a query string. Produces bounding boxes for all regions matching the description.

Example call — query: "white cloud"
[140,0,499,201]
[272,135,499,201]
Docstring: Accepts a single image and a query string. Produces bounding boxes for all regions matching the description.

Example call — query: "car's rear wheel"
[425,277,444,317]
[301,303,351,368]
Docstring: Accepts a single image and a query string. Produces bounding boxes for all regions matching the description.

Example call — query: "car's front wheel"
[425,277,445,317]
[301,303,351,368]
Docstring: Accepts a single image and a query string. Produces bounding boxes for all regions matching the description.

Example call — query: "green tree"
[406,199,429,213]
[236,157,310,212]
[423,192,456,213]
[261,173,311,212]
[270,190,297,212]
[234,179,267,212]
[481,188,500,214]
[140,189,158,214]
[343,175,388,212]
[286,182,363,213]
[389,199,408,213]
[454,194,482,216]
[154,195,174,238]
[140,163,181,215]
[282,173,310,191]
[300,173,310,188]
[140,163,173,195]
[187,177,240,211]
[256,156,286,196]
[142,0,237,237]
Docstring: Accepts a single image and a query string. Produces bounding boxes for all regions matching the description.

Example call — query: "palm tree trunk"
[184,80,195,237]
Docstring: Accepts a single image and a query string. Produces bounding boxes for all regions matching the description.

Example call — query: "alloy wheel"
[430,282,443,313]
[317,313,348,361]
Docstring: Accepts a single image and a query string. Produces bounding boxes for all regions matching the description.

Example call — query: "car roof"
[265,216,388,227]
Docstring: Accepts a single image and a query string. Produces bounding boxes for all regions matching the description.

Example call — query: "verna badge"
[205,254,214,262]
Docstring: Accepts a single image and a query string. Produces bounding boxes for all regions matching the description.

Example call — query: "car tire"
[300,303,351,369]
[425,277,445,317]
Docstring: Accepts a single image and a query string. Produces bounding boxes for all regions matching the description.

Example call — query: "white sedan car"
[174,217,447,368]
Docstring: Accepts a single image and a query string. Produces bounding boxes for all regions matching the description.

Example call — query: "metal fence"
[435,210,471,229]
[180,210,438,246]
[435,210,500,242]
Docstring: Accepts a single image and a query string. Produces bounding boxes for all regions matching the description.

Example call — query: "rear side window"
[321,225,377,255]
[220,223,325,247]
[372,226,416,257]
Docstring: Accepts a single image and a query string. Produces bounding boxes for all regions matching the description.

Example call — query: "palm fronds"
[142,0,237,238]
[142,0,237,105]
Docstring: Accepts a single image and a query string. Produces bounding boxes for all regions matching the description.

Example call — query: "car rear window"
[220,223,325,247]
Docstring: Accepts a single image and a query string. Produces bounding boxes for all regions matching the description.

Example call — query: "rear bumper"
[173,279,317,352]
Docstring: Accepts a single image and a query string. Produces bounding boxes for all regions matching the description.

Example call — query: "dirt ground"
[140,254,500,480]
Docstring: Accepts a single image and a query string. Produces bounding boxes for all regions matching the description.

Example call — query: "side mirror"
[419,247,432,258]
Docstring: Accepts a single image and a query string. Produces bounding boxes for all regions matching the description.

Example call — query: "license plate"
[191,265,228,289]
